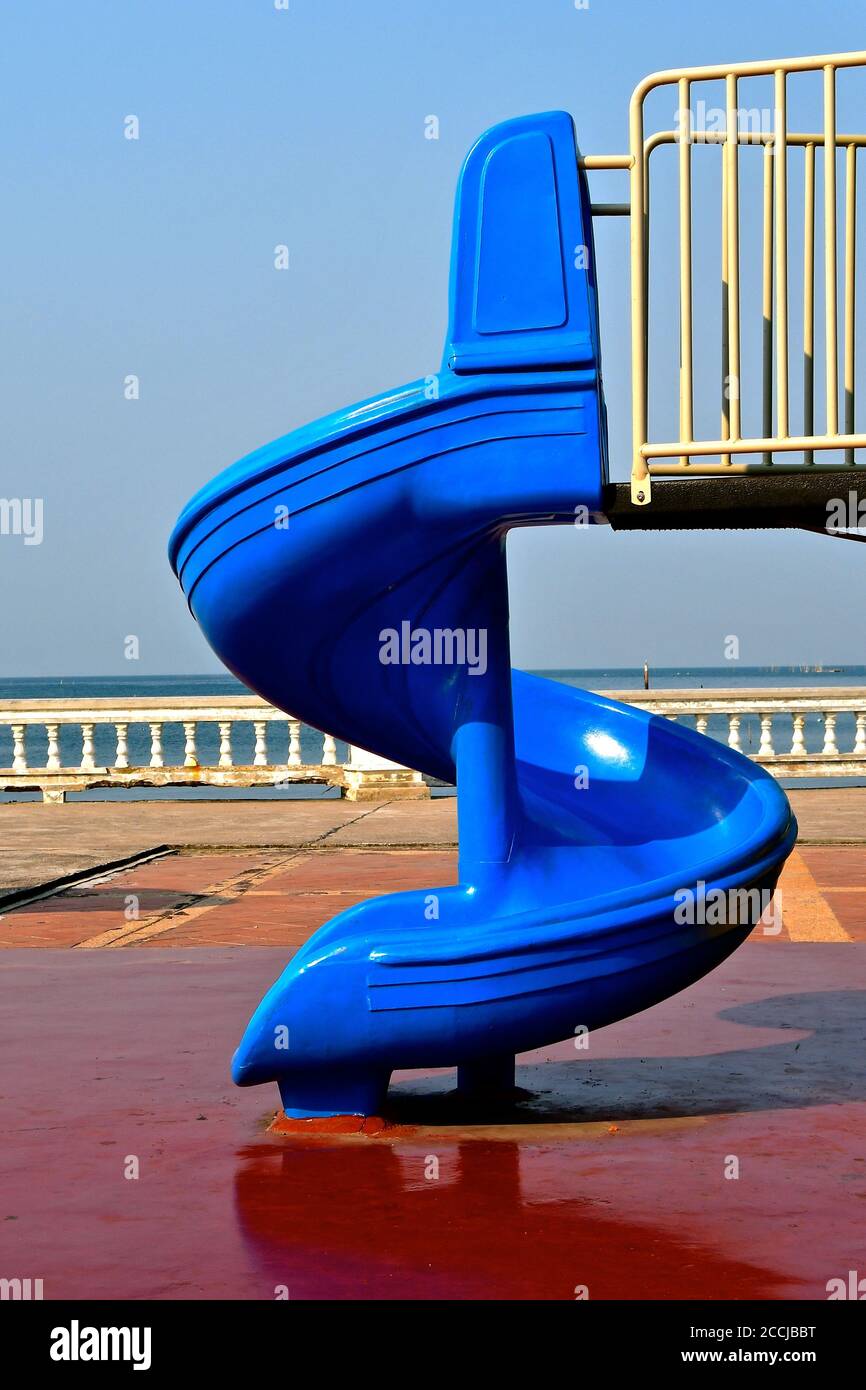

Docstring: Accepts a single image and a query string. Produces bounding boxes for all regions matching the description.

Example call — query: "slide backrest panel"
[444,111,601,375]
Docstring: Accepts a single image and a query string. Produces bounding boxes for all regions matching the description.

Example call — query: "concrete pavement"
[2,786,865,905]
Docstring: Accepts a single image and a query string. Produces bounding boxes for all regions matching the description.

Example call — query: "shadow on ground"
[382,990,866,1125]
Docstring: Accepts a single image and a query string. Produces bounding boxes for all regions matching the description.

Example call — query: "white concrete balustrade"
[0,697,423,803]
[1,689,864,803]
[608,687,866,777]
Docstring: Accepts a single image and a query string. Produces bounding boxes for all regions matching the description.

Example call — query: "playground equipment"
[170,52,866,1118]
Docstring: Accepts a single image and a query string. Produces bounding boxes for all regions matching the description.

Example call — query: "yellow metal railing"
[582,51,866,505]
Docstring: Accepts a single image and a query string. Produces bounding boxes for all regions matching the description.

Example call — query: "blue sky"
[2,0,866,675]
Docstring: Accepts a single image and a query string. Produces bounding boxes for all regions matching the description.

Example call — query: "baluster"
[12,724,27,774]
[183,722,198,768]
[46,723,61,770]
[790,713,806,756]
[287,721,301,766]
[253,721,268,766]
[80,723,96,771]
[149,723,164,768]
[822,711,838,755]
[727,714,742,751]
[114,723,129,769]
[218,722,233,768]
[855,712,866,756]
[758,713,775,757]
[322,733,337,766]
[696,715,708,736]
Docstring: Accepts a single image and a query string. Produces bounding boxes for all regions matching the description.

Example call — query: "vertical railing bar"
[726,74,741,443]
[762,141,775,462]
[845,142,857,463]
[721,130,731,465]
[824,63,839,436]
[12,724,27,774]
[775,69,789,438]
[644,141,650,450]
[803,141,816,461]
[46,723,60,771]
[183,721,198,768]
[822,709,839,755]
[80,722,96,773]
[678,77,693,466]
[288,720,302,766]
[629,89,649,503]
[149,723,164,770]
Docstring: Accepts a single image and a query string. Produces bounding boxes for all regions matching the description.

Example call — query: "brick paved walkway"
[1,843,863,948]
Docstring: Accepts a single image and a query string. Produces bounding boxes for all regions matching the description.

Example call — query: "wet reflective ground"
[2,941,863,1299]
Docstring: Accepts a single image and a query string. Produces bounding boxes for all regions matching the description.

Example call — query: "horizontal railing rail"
[1,690,864,801]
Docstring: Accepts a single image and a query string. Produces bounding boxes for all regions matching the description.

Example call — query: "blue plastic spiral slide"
[169,111,796,1118]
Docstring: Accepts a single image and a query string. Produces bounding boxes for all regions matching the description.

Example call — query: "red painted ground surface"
[1,934,864,1299]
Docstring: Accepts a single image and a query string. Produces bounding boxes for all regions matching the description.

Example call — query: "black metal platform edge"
[601,471,866,531]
